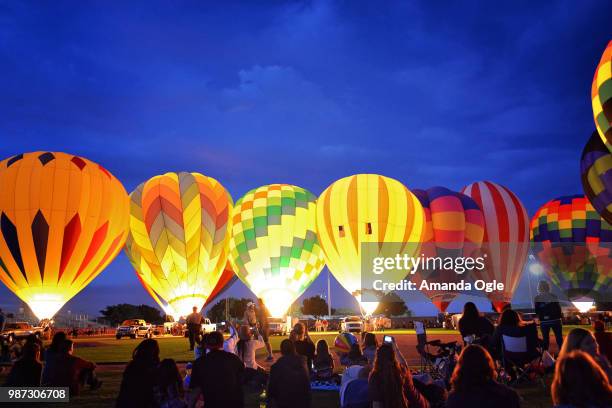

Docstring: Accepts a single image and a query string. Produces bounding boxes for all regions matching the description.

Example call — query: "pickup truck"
[201,318,217,333]
[340,316,364,333]
[268,316,291,336]
[116,319,153,339]
[1,322,44,343]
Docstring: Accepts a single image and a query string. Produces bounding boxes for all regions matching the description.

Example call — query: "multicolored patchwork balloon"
[125,172,233,318]
[581,131,612,224]
[0,152,129,320]
[592,40,612,151]
[461,181,529,312]
[229,184,325,317]
[316,174,425,315]
[412,187,485,312]
[530,195,612,304]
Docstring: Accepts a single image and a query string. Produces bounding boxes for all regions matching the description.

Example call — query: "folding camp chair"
[499,325,545,388]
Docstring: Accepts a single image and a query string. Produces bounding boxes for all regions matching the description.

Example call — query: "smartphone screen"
[384,335,393,343]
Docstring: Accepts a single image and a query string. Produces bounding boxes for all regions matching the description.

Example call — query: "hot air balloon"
[461,181,529,312]
[204,263,237,308]
[228,184,325,317]
[581,131,612,224]
[125,172,232,318]
[411,187,485,313]
[592,40,612,152]
[0,152,129,320]
[316,174,425,315]
[530,195,612,312]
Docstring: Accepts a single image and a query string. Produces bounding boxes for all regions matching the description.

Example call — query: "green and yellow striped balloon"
[229,184,325,317]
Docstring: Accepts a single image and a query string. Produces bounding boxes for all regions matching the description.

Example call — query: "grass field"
[1,326,596,407]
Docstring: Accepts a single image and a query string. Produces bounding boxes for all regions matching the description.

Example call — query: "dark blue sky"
[1,1,611,317]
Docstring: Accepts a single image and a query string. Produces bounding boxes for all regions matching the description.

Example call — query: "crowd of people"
[2,292,612,407]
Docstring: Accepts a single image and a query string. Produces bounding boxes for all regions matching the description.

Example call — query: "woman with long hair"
[362,332,378,365]
[268,339,311,408]
[559,328,612,381]
[368,343,428,408]
[154,358,186,408]
[552,350,612,408]
[116,339,161,408]
[447,345,519,408]
[458,302,494,345]
[313,339,334,380]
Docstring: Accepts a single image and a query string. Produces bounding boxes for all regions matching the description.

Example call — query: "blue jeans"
[540,320,563,350]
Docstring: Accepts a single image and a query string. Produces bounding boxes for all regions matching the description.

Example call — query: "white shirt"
[224,333,264,369]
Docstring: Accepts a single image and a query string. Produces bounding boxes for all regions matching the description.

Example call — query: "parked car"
[268,316,291,336]
[1,322,43,343]
[116,319,153,339]
[340,316,364,333]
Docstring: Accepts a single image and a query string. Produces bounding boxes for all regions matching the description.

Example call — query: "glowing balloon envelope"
[462,181,529,312]
[581,131,612,224]
[412,187,485,312]
[0,152,129,320]
[125,172,233,318]
[530,195,612,309]
[229,184,325,317]
[592,40,612,152]
[316,174,425,315]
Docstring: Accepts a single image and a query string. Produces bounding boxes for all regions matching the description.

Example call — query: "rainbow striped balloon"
[412,187,485,312]
[530,195,612,301]
[461,181,529,312]
[581,131,612,224]
[229,184,325,317]
[125,172,233,318]
[592,40,612,151]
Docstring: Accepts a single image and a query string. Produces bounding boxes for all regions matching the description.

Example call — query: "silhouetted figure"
[190,331,244,408]
[4,342,42,387]
[534,280,563,351]
[268,339,311,408]
[116,339,160,408]
[447,345,519,408]
[185,306,203,351]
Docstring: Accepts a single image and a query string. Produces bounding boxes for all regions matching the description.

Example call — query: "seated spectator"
[313,339,334,380]
[190,331,244,408]
[41,331,67,384]
[341,365,370,408]
[492,308,540,359]
[559,327,612,381]
[116,339,160,407]
[4,342,42,386]
[593,320,612,364]
[361,332,378,366]
[446,345,520,408]
[291,323,315,371]
[154,358,185,408]
[368,343,428,408]
[224,323,266,389]
[267,339,311,408]
[458,302,494,346]
[43,339,101,395]
[552,350,612,408]
[341,343,368,367]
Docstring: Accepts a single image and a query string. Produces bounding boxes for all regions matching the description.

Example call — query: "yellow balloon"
[125,172,233,318]
[0,152,129,320]
[316,174,425,314]
[229,184,325,317]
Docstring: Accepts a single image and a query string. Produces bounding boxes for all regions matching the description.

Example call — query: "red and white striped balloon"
[461,181,529,312]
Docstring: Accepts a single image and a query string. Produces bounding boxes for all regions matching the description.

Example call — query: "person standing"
[257,298,274,361]
[534,280,563,351]
[244,302,257,327]
[190,331,244,408]
[0,308,5,333]
[185,307,203,351]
